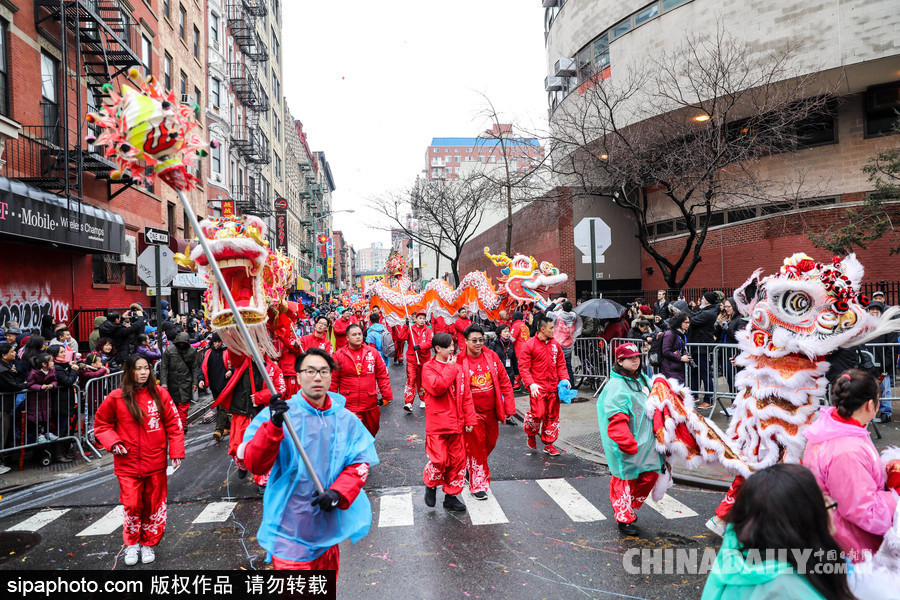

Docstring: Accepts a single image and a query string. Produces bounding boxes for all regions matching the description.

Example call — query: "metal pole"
[154,243,163,337]
[402,302,420,366]
[590,219,597,299]
[176,191,324,495]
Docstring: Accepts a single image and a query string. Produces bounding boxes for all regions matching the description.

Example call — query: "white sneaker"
[140,545,155,564]
[0,464,10,475]
[705,517,726,538]
[123,544,140,566]
[36,434,48,444]
[419,401,426,409]
[403,403,413,413]
[45,432,58,441]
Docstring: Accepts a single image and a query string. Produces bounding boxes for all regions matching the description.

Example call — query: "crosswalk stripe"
[645,494,699,519]
[536,478,606,522]
[192,502,237,524]
[378,493,414,528]
[77,505,124,536]
[461,489,508,525]
[7,509,71,532]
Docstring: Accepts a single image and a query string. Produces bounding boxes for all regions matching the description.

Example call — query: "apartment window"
[0,20,9,117]
[141,34,152,72]
[210,14,219,48]
[610,18,631,39]
[273,113,280,140]
[194,86,201,111]
[634,4,659,25]
[275,152,282,178]
[444,148,450,153]
[271,70,280,99]
[179,70,187,95]
[163,53,172,89]
[163,0,170,18]
[211,141,221,173]
[179,4,186,39]
[41,51,60,144]
[193,26,200,59]
[271,27,279,62]
[865,82,900,137]
[796,105,837,148]
[433,148,439,153]
[466,148,472,152]
[662,0,691,10]
[211,77,221,108]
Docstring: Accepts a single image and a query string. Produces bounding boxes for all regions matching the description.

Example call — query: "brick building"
[425,125,544,183]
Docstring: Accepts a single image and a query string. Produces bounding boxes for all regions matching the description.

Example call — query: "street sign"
[144,227,170,245]
[146,287,172,296]
[309,265,323,282]
[137,246,177,286]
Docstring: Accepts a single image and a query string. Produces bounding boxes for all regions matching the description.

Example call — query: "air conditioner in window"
[181,94,195,106]
[554,57,576,77]
[544,76,564,91]
[120,234,137,264]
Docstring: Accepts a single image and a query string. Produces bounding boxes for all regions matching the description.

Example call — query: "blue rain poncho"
[243,391,379,562]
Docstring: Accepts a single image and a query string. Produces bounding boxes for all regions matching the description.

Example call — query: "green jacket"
[596,370,662,480]
[701,526,827,600]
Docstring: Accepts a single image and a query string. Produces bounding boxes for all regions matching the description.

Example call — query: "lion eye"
[781,291,812,316]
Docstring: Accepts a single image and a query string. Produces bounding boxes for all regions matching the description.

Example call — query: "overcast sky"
[282,1,548,251]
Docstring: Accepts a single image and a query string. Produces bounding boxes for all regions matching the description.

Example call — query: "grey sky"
[282,1,548,251]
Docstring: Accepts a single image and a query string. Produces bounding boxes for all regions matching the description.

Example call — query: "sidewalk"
[513,389,900,491]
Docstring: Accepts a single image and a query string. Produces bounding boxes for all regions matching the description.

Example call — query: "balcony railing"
[3,125,69,190]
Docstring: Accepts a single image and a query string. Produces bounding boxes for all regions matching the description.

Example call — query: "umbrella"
[574,298,626,320]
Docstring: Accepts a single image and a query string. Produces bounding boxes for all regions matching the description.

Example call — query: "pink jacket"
[802,406,899,559]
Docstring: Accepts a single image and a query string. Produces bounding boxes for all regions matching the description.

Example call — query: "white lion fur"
[881,446,900,469]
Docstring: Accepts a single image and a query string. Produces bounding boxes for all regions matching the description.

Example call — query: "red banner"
[222,200,235,218]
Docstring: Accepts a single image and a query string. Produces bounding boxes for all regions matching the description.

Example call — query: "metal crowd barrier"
[82,370,124,458]
[571,337,609,392]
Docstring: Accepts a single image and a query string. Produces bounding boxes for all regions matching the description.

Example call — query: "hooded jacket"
[93,386,185,477]
[597,370,663,480]
[98,314,146,362]
[364,322,389,365]
[26,366,57,423]
[88,316,107,353]
[548,307,582,349]
[421,359,477,435]
[330,343,393,412]
[160,332,200,404]
[802,406,899,557]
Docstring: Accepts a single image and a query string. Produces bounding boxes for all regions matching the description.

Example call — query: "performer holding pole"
[399,309,434,412]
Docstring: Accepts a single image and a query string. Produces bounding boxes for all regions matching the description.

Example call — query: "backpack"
[648,330,666,368]
[553,318,574,348]
[381,327,395,359]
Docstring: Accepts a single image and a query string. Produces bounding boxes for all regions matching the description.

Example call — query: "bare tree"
[548,24,835,289]
[370,174,492,284]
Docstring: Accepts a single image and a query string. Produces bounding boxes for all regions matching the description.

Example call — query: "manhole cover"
[0,531,41,565]
[563,432,606,455]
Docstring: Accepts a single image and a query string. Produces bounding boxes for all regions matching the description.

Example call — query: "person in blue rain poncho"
[237,347,379,572]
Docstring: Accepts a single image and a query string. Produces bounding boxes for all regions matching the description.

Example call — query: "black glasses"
[300,368,331,378]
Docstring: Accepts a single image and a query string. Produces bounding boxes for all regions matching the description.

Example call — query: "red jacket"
[212,356,285,416]
[94,386,185,477]
[300,332,333,354]
[451,318,472,348]
[421,359,476,435]
[330,344,393,412]
[518,335,569,390]
[431,316,448,335]
[457,348,515,421]
[511,320,531,354]
[397,324,433,363]
[333,317,354,350]
[275,337,303,378]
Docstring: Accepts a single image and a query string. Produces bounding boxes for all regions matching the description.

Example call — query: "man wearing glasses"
[239,348,379,573]
[459,325,515,500]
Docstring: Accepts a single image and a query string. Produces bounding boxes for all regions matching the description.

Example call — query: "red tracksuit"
[330,344,393,436]
[391,325,406,361]
[93,386,185,547]
[333,317,355,350]
[518,335,569,445]
[300,332,334,354]
[398,324,433,405]
[275,338,303,399]
[241,395,368,573]
[606,412,660,523]
[458,349,515,493]
[421,359,476,494]
[450,317,472,349]
[511,319,531,387]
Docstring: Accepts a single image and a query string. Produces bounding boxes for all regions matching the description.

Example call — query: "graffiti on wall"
[0,283,70,331]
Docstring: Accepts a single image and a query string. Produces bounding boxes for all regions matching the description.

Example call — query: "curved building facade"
[543,0,900,290]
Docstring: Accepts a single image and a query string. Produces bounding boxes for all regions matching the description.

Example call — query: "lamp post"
[312,209,354,300]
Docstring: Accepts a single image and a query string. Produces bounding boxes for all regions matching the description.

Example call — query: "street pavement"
[0,360,725,599]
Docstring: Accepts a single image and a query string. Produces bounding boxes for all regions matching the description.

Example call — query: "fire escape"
[227,0,271,217]
[3,1,142,203]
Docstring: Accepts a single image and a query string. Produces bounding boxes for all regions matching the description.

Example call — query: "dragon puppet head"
[734,252,900,359]
[191,215,294,358]
[484,247,568,310]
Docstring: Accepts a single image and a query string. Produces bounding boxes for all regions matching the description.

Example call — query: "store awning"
[0,176,125,253]
[297,277,311,291]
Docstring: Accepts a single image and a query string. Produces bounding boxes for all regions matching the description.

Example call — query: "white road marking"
[645,494,699,519]
[192,502,238,524]
[77,505,124,536]
[536,478,606,522]
[461,489,509,525]
[7,508,71,532]
[378,493,414,528]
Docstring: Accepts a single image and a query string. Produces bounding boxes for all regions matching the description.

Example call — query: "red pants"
[272,544,339,574]
[284,375,299,400]
[423,433,466,495]
[523,391,560,445]
[610,471,659,524]
[464,411,499,493]
[404,361,424,404]
[352,407,381,438]
[176,402,190,430]
[716,476,745,519]
[391,328,405,359]
[119,471,168,546]
[230,413,269,486]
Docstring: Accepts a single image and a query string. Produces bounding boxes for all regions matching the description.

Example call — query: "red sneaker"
[543,444,561,456]
[526,435,537,450]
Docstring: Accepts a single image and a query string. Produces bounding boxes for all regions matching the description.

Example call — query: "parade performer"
[399,310,434,412]
[458,325,515,499]
[450,307,472,349]
[330,323,393,437]
[391,323,406,364]
[422,333,475,512]
[93,355,184,566]
[300,315,334,354]
[598,343,664,536]
[271,299,304,399]
[239,348,379,572]
[645,253,900,537]
[199,333,232,442]
[510,311,531,389]
[333,310,354,351]
[519,314,570,456]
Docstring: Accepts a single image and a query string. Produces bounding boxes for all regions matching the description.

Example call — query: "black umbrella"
[574,298,626,320]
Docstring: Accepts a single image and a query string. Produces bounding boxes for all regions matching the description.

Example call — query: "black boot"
[443,494,466,512]
[424,486,436,507]
[617,521,639,536]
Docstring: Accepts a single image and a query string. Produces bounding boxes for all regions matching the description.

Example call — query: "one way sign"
[145,227,169,245]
